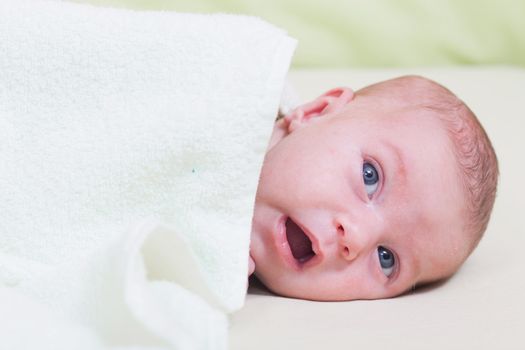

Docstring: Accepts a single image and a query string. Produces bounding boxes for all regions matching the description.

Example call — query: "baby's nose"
[337,222,366,262]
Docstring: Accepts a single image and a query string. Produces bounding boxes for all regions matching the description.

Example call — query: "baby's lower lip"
[275,215,300,270]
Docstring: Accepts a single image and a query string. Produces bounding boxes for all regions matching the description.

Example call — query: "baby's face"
[250,88,468,301]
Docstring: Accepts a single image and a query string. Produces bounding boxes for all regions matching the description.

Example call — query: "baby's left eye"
[377,246,395,277]
[362,162,379,196]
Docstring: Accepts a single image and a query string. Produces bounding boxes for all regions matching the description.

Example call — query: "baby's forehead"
[336,99,448,140]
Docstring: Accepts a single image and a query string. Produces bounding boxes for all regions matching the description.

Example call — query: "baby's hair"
[358,76,499,256]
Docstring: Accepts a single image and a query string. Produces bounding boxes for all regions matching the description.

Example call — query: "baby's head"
[250,75,498,301]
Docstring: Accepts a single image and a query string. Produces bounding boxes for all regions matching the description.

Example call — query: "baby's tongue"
[285,218,313,260]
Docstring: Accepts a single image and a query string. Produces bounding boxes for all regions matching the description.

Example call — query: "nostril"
[343,246,350,256]
[337,225,344,237]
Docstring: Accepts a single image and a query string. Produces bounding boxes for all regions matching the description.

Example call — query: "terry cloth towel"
[0,0,296,349]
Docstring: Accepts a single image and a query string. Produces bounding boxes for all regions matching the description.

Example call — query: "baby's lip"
[275,215,322,270]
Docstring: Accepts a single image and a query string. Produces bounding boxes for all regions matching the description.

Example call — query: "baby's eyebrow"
[395,236,425,293]
[405,249,421,285]
[381,140,407,182]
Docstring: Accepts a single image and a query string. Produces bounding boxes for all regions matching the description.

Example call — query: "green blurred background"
[71,0,525,68]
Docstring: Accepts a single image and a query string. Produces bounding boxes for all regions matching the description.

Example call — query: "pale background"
[72,0,525,67]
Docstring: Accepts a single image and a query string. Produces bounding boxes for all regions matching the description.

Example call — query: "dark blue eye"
[378,246,395,277]
[363,162,379,196]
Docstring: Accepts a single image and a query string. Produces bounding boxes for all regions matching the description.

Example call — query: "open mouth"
[285,217,316,264]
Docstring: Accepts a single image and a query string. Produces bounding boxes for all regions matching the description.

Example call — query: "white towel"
[0,0,296,349]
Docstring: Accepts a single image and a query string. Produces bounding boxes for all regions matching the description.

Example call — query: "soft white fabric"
[0,0,296,349]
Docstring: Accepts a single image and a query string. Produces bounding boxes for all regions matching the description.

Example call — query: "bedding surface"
[231,67,525,350]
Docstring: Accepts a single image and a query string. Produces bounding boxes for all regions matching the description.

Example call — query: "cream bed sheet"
[230,67,525,350]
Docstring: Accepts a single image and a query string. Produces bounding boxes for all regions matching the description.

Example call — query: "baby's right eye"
[362,162,379,197]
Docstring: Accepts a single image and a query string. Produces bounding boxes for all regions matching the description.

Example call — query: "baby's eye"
[377,246,395,277]
[362,162,379,196]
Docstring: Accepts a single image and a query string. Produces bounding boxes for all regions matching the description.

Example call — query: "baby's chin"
[265,118,287,153]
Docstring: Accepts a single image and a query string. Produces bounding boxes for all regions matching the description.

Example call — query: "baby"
[248,75,498,301]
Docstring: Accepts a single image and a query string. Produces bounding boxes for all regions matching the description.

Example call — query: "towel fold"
[0,0,296,348]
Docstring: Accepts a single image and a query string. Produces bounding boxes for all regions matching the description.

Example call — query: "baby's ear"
[284,87,354,132]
